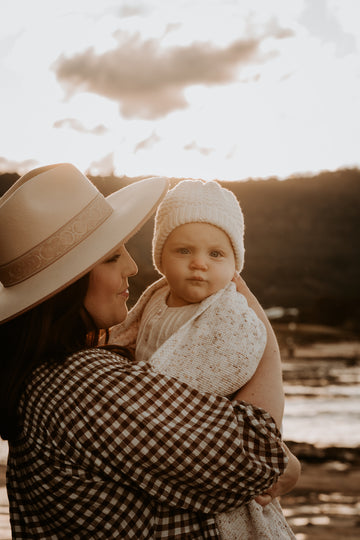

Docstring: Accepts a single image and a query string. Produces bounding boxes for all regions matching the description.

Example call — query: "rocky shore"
[277,325,360,539]
[280,442,360,539]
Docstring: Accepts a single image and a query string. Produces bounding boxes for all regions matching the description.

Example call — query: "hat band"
[0,194,113,287]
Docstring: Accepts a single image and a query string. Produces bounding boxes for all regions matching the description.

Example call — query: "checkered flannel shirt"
[7,348,286,539]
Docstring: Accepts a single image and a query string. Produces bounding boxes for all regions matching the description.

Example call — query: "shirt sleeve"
[39,349,287,515]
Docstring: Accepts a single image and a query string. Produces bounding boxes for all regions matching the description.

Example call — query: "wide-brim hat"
[0,163,168,323]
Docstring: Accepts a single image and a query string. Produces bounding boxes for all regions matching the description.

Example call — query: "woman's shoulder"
[22,348,139,419]
[65,347,133,375]
[28,347,132,392]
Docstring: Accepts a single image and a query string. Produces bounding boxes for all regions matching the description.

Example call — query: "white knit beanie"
[152,179,245,273]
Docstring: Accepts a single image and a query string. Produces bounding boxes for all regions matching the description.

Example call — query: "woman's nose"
[124,248,138,276]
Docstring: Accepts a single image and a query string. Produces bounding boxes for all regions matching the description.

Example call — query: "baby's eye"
[210,250,222,258]
[177,247,190,254]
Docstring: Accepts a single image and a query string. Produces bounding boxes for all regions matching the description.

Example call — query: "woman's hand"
[255,444,301,506]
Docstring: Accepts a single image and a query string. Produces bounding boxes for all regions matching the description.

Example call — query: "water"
[0,441,7,467]
[283,387,360,447]
[282,341,360,448]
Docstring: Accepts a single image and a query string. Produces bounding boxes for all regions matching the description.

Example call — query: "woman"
[0,164,297,538]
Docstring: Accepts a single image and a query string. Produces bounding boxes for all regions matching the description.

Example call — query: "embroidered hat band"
[0,163,168,322]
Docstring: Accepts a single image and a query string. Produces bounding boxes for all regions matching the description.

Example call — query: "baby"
[111,180,295,539]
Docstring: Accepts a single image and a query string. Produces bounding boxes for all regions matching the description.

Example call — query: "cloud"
[164,22,182,36]
[300,0,357,56]
[264,18,295,40]
[117,3,148,18]
[53,30,283,119]
[0,156,38,175]
[134,131,161,152]
[0,30,24,60]
[226,146,237,160]
[184,141,214,156]
[87,153,115,176]
[53,118,107,135]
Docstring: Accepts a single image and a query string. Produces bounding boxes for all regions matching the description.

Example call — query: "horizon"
[1,164,358,188]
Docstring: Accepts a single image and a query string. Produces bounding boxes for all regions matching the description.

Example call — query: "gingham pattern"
[7,349,286,539]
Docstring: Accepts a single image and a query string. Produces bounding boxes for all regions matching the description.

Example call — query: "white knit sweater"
[110,278,296,539]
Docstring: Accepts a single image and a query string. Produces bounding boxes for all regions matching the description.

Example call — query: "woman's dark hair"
[0,274,132,441]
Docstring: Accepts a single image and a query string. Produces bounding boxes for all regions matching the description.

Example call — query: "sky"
[1,0,360,181]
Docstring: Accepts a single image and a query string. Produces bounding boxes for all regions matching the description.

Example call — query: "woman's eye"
[105,254,120,263]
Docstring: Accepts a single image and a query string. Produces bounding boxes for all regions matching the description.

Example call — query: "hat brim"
[0,176,168,323]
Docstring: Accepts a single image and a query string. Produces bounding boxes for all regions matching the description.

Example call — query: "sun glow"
[0,0,359,180]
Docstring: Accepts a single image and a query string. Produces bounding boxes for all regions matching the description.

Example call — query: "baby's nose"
[190,256,207,269]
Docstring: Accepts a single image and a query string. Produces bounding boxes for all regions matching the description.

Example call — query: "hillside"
[1,168,359,328]
[222,169,360,327]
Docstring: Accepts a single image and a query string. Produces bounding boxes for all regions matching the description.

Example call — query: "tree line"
[1,167,359,330]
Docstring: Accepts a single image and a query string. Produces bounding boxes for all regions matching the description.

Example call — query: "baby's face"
[161,222,236,307]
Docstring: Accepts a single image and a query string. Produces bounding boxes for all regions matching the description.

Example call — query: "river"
[282,340,360,448]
